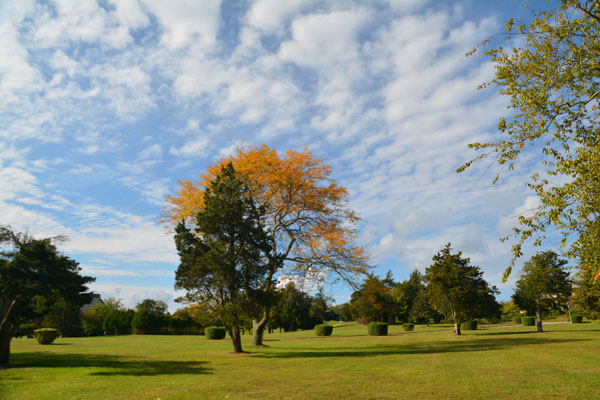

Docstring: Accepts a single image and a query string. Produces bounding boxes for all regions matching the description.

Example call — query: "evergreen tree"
[513,251,571,332]
[424,244,500,335]
[174,164,271,352]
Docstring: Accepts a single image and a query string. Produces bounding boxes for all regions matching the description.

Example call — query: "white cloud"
[170,137,211,158]
[89,283,182,312]
[247,0,309,34]
[142,0,221,50]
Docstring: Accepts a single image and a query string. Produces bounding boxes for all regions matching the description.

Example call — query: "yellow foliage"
[165,145,370,279]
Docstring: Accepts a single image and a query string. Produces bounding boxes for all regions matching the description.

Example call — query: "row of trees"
[343,247,599,335]
[338,244,501,335]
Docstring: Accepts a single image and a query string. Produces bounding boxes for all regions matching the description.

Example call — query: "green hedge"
[521,316,536,326]
[205,326,226,340]
[34,328,60,345]
[461,320,478,330]
[314,324,333,336]
[367,322,388,336]
[512,316,522,324]
[571,315,583,323]
[401,323,414,332]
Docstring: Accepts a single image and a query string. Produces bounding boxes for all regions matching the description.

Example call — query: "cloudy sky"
[1,0,559,310]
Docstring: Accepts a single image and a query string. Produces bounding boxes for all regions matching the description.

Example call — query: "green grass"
[2,323,600,399]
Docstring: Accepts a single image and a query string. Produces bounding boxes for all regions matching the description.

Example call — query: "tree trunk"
[536,303,543,332]
[0,321,12,368]
[252,307,270,346]
[453,322,461,336]
[229,325,243,353]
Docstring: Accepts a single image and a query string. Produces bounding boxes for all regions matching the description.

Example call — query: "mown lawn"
[2,322,599,399]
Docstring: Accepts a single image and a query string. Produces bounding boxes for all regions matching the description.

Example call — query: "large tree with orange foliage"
[165,145,370,346]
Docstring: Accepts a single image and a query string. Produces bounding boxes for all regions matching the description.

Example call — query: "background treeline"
[14,282,336,338]
[14,255,600,339]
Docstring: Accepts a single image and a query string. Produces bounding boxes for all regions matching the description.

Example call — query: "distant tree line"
[14,282,337,340]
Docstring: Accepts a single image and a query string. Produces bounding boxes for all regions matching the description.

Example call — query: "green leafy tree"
[132,299,168,335]
[349,274,391,323]
[409,287,441,325]
[513,251,571,332]
[573,267,600,319]
[0,227,94,367]
[174,164,272,353]
[389,270,424,322]
[424,244,500,335]
[460,1,600,280]
[103,309,134,335]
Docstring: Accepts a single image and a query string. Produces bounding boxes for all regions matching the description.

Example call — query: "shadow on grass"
[253,336,589,359]
[475,330,542,336]
[11,353,211,376]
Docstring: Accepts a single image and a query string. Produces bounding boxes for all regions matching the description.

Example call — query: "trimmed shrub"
[34,328,60,345]
[205,326,226,339]
[461,320,478,330]
[314,324,333,336]
[512,316,522,324]
[571,315,583,323]
[367,322,388,336]
[521,316,536,326]
[401,323,414,332]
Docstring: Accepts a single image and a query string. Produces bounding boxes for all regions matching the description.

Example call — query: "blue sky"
[1,0,559,311]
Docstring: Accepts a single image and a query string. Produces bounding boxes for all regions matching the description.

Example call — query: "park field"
[2,322,600,399]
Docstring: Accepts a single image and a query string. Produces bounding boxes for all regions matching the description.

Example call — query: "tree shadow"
[10,353,211,376]
[253,336,589,359]
[476,330,541,336]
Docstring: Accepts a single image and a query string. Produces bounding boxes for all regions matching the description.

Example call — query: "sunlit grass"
[2,322,599,399]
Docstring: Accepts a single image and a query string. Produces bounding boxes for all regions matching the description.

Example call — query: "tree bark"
[453,322,461,336]
[252,307,270,346]
[228,325,243,353]
[0,321,12,368]
[536,303,543,332]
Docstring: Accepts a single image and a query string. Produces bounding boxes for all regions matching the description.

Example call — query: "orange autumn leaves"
[165,145,370,279]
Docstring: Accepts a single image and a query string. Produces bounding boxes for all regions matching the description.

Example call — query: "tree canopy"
[459,0,600,280]
[513,251,571,332]
[424,244,500,335]
[0,226,94,367]
[166,145,370,345]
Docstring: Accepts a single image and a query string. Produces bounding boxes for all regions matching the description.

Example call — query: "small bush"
[314,324,333,336]
[521,316,536,326]
[512,316,522,324]
[401,323,414,332]
[461,320,478,330]
[367,322,388,335]
[34,328,60,345]
[571,315,583,323]
[205,326,226,340]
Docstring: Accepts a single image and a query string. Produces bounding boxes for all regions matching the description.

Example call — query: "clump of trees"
[337,244,500,335]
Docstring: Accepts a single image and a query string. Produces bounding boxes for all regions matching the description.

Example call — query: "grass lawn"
[2,322,599,399]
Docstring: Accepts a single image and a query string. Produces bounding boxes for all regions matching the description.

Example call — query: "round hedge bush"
[367,322,388,336]
[34,328,60,345]
[401,323,414,332]
[521,316,536,326]
[205,326,226,340]
[512,316,522,324]
[571,315,583,323]
[314,324,333,336]
[461,320,478,330]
